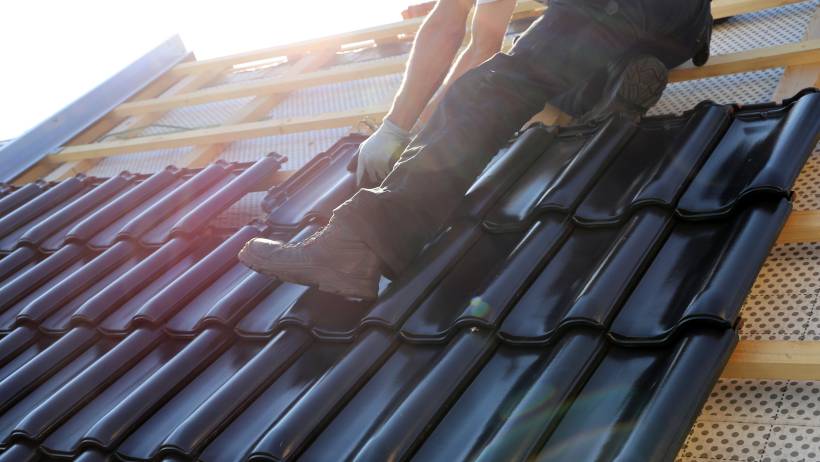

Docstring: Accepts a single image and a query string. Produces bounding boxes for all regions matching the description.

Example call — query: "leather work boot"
[238,220,383,300]
[579,53,669,124]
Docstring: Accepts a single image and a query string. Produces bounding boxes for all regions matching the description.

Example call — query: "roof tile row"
[0,153,283,254]
[0,90,818,460]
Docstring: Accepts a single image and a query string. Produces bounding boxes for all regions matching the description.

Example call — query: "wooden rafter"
[44,67,226,182]
[777,211,820,244]
[52,106,390,162]
[723,340,820,379]
[669,38,820,82]
[772,4,820,101]
[179,50,338,168]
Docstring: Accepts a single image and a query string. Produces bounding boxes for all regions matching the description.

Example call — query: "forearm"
[416,0,516,128]
[386,1,471,131]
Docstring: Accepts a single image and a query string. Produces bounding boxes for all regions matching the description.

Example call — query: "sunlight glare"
[0,0,414,139]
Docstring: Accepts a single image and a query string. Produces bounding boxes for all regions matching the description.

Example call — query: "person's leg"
[239,0,710,299]
[335,51,550,278]
[335,1,685,276]
[238,54,550,298]
[546,0,712,117]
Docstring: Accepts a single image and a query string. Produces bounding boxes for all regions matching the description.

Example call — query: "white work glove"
[356,119,411,186]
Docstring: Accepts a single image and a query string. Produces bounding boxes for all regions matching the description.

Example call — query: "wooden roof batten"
[51,38,820,163]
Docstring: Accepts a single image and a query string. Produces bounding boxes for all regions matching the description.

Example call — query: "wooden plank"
[44,67,225,182]
[669,38,820,82]
[773,5,820,102]
[112,68,225,139]
[527,104,572,127]
[117,33,523,118]
[777,211,820,244]
[712,0,805,19]
[11,160,61,185]
[723,340,820,379]
[118,1,806,117]
[114,56,408,117]
[11,55,198,185]
[179,50,338,168]
[54,38,820,162]
[51,105,390,162]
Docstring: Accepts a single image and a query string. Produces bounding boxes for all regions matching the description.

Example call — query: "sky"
[0,0,412,140]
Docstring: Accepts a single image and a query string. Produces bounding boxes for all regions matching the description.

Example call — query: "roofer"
[238,0,713,300]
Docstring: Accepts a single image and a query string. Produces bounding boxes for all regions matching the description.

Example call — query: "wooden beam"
[43,67,226,182]
[179,50,338,168]
[712,0,805,19]
[114,56,407,117]
[54,37,820,162]
[777,211,820,244]
[112,68,225,140]
[11,55,198,185]
[11,160,61,185]
[51,105,390,162]
[118,23,818,117]
[773,5,820,102]
[669,38,820,82]
[723,340,820,379]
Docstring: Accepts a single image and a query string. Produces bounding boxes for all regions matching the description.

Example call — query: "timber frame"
[9,0,820,381]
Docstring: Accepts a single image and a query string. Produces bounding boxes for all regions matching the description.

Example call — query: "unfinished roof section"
[6,0,817,185]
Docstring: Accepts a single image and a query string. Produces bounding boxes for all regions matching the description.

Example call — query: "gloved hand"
[356,118,411,187]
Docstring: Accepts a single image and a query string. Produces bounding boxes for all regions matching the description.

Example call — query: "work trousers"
[334,0,712,277]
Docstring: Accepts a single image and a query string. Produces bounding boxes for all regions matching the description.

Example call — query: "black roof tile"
[679,91,820,217]
[611,197,791,343]
[0,153,284,255]
[0,176,96,253]
[0,90,818,461]
[264,135,366,230]
[575,103,732,225]
[0,182,49,218]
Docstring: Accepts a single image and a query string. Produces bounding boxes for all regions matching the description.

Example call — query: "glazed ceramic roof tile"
[0,91,818,461]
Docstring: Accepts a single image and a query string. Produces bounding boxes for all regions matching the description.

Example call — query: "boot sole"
[240,251,379,300]
[577,55,669,123]
[619,56,669,112]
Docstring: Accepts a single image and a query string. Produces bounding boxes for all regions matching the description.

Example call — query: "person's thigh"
[510,2,642,114]
[510,0,710,114]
